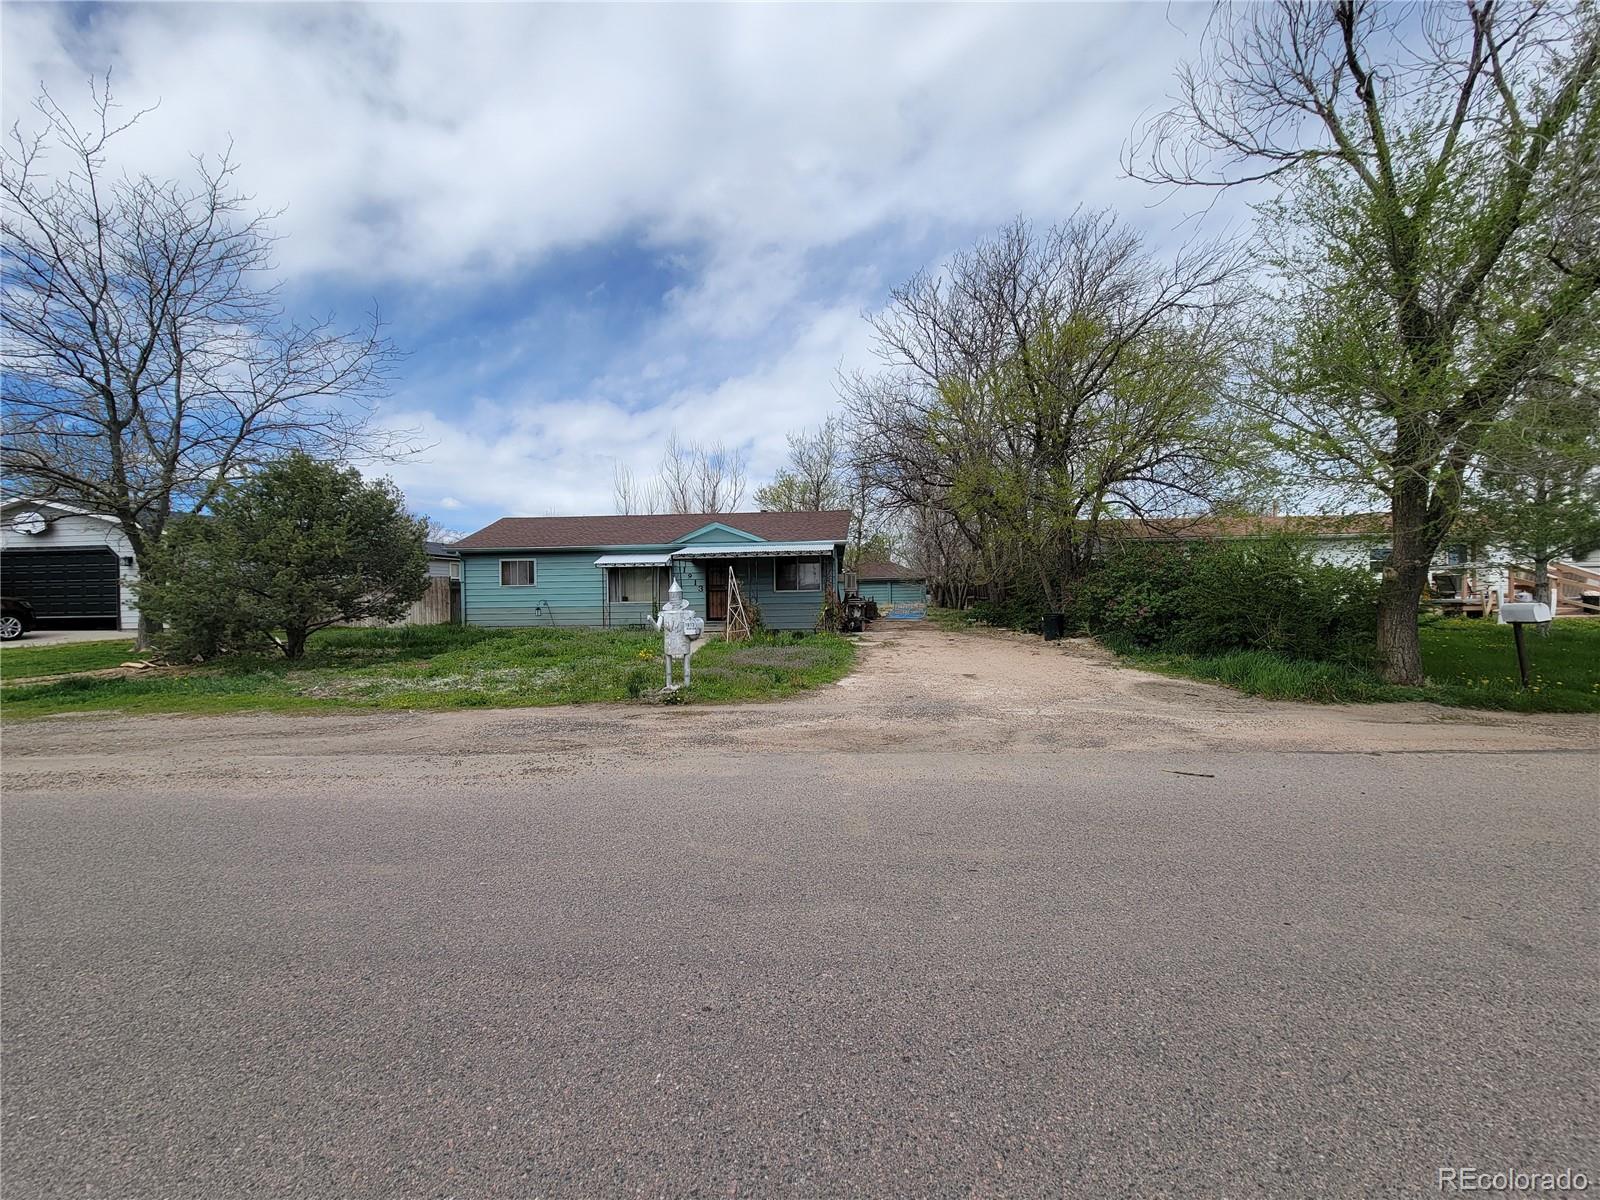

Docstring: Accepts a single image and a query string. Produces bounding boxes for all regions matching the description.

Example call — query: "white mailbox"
[1500,601,1552,624]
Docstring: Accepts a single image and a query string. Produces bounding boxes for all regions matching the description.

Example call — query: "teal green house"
[451,510,852,631]
[855,560,929,619]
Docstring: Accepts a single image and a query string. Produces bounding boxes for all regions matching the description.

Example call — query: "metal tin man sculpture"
[652,577,704,689]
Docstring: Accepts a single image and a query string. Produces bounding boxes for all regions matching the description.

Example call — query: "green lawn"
[1115,616,1600,713]
[0,638,146,681]
[0,625,856,718]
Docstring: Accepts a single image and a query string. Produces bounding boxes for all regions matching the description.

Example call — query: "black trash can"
[1042,612,1066,640]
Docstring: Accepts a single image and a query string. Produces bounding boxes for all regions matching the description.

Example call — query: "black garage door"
[0,548,121,628]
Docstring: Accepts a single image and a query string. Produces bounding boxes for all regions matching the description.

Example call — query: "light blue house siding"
[741,557,829,629]
[859,578,928,618]
[460,542,845,631]
[461,551,610,627]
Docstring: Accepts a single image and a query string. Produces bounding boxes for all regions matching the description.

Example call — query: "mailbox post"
[1498,599,1553,689]
[651,578,705,690]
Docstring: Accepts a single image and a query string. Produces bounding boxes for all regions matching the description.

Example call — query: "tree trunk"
[1376,487,1433,685]
[1376,573,1426,684]
[1533,556,1552,608]
[1534,555,1554,637]
[284,628,309,660]
[134,612,161,652]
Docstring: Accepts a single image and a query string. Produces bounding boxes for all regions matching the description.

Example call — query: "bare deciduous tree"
[1,81,410,645]
[846,213,1254,614]
[423,517,466,544]
[754,417,850,512]
[654,433,748,514]
[612,461,660,515]
[1130,0,1600,682]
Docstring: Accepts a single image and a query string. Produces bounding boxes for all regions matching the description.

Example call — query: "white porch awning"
[593,553,673,567]
[670,540,836,560]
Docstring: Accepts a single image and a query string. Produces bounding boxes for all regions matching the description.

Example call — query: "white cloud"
[4,4,1211,284]
[376,298,874,521]
[4,2,1235,529]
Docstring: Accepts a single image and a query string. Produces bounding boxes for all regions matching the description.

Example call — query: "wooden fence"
[357,576,459,627]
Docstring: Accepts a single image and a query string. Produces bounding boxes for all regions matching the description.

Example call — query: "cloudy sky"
[4,2,1242,535]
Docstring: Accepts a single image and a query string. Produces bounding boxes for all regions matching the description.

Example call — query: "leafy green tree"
[143,454,428,660]
[1133,1,1600,683]
[1460,383,1600,607]
[848,214,1256,616]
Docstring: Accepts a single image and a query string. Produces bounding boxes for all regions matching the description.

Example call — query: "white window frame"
[774,558,823,592]
[500,558,537,587]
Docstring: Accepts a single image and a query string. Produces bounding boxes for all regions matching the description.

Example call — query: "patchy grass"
[926,606,982,633]
[0,638,146,681]
[1112,616,1600,713]
[0,624,856,719]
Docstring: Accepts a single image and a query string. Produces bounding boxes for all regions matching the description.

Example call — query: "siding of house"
[1303,535,1569,598]
[461,544,847,632]
[1,504,139,629]
[744,556,835,630]
[670,558,709,617]
[859,578,928,617]
[461,550,608,626]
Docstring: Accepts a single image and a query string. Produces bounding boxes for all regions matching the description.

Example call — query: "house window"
[500,559,536,586]
[1442,543,1470,566]
[775,559,823,591]
[1368,546,1392,570]
[608,567,661,603]
[448,561,461,580]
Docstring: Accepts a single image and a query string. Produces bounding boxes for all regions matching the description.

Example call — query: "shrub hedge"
[1072,537,1379,666]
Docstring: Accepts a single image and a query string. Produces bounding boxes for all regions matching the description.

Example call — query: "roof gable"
[678,521,765,545]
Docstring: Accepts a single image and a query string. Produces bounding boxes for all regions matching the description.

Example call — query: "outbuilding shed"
[1,499,139,630]
[855,560,928,619]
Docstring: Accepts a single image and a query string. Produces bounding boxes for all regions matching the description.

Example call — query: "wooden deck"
[1425,561,1600,619]
[1508,562,1600,617]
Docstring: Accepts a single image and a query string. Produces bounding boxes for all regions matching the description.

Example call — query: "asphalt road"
[3,629,1596,1197]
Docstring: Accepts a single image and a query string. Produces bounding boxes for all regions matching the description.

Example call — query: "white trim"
[671,540,837,559]
[594,552,673,566]
[499,558,537,587]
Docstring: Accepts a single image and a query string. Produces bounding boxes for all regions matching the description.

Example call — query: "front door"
[705,562,729,621]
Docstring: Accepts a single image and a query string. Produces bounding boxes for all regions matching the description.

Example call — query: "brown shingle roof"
[1101,513,1388,541]
[454,510,852,551]
[855,559,921,581]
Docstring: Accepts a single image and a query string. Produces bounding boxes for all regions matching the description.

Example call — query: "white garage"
[1,500,140,630]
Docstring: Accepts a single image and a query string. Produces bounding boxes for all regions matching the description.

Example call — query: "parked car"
[1,595,35,641]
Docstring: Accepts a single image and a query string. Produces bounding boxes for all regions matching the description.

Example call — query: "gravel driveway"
[3,623,1595,1197]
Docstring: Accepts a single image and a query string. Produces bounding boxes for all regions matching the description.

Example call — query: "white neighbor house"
[0,498,465,636]
[1118,513,1600,617]
[0,498,141,631]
